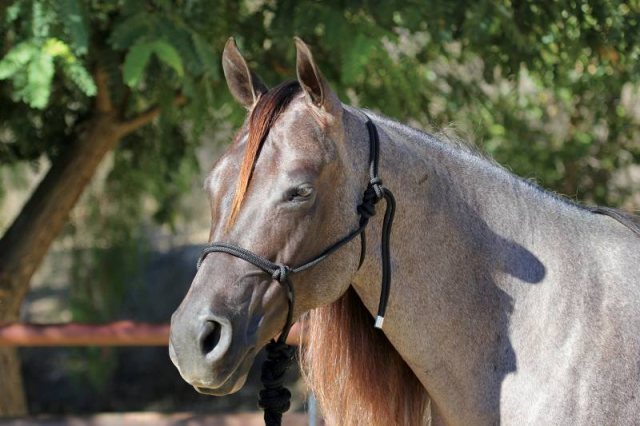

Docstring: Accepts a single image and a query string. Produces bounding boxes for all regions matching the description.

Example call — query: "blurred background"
[1,0,639,423]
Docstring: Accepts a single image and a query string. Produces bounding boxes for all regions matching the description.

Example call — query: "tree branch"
[118,86,132,120]
[94,66,113,113]
[116,94,187,137]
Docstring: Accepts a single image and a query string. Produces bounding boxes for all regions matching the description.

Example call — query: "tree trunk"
[0,112,122,415]
[0,348,27,416]
[0,114,122,317]
[0,62,172,414]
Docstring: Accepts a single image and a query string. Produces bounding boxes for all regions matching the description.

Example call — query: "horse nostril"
[200,320,222,356]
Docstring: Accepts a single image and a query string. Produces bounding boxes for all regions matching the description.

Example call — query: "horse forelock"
[226,80,302,227]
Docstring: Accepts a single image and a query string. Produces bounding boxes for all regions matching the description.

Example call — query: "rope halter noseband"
[196,116,396,426]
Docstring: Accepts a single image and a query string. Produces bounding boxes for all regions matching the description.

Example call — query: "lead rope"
[196,116,395,426]
[358,120,396,328]
[258,269,296,426]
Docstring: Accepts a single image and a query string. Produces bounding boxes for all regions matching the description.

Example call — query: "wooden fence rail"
[0,321,170,347]
[0,321,302,347]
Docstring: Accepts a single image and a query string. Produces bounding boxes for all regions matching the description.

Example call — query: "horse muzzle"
[169,310,256,395]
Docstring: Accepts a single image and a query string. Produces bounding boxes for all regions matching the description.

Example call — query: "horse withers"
[169,38,640,425]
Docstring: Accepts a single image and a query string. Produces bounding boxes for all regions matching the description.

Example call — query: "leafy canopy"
[1,0,639,223]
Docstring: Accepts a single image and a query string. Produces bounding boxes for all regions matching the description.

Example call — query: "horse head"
[169,38,368,396]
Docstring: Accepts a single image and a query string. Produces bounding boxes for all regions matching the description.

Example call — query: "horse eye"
[287,184,314,201]
[296,184,314,198]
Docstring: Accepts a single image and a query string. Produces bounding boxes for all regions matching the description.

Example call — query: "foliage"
[0,0,226,223]
[2,0,639,213]
[66,189,149,392]
[0,1,95,108]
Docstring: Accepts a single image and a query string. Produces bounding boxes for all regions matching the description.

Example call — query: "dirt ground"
[0,412,311,425]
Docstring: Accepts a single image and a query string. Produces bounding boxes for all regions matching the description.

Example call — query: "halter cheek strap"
[196,116,395,426]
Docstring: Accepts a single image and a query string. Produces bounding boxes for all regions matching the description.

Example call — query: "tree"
[0,0,227,414]
[1,0,638,415]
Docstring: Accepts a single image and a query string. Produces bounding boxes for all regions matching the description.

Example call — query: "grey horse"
[170,38,640,425]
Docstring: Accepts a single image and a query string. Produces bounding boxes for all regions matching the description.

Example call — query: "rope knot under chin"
[271,265,290,282]
[258,340,296,426]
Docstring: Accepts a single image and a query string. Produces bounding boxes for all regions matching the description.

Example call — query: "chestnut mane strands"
[228,81,302,226]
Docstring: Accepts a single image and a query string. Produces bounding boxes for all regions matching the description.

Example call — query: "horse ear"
[294,37,338,111]
[222,37,268,109]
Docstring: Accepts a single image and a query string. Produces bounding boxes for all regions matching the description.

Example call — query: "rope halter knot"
[357,177,385,224]
[271,265,290,282]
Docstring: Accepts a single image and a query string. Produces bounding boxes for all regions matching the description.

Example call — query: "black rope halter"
[196,116,396,426]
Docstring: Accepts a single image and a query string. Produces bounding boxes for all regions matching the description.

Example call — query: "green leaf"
[58,0,88,55]
[151,40,184,77]
[26,51,55,108]
[122,41,153,87]
[31,0,51,39]
[156,16,202,74]
[61,60,96,96]
[0,41,37,79]
[5,1,23,24]
[192,34,218,78]
[109,13,153,50]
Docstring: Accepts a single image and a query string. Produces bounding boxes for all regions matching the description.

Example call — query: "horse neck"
[347,110,576,424]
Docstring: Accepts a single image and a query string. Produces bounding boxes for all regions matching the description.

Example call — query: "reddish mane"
[302,288,430,425]
[227,81,301,226]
